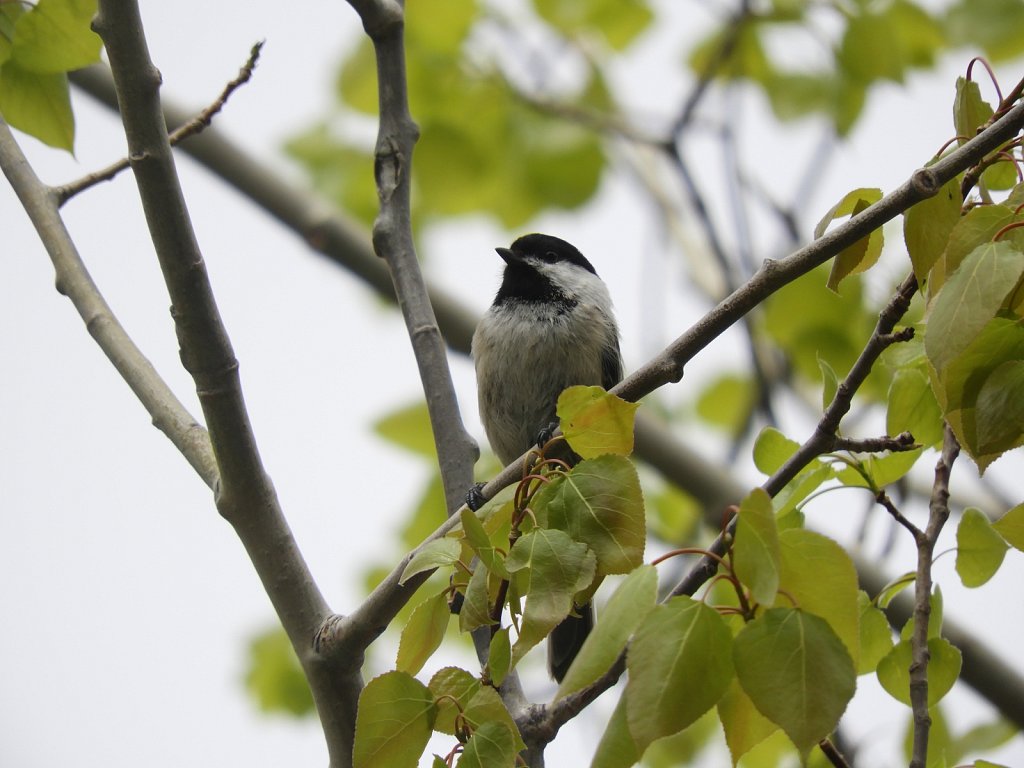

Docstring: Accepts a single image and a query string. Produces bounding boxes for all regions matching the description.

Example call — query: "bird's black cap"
[499,233,598,275]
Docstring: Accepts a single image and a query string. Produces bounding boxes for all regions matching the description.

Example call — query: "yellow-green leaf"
[397,593,451,675]
[555,564,657,700]
[993,502,1024,551]
[925,241,1024,377]
[626,597,734,753]
[857,590,895,675]
[752,426,799,475]
[506,528,596,664]
[733,607,855,755]
[718,677,779,766]
[775,528,860,667]
[558,385,638,458]
[353,671,435,768]
[535,455,645,576]
[904,174,962,283]
[456,721,518,768]
[733,488,781,606]
[877,637,961,707]
[955,507,1009,588]
[11,0,101,73]
[0,63,73,151]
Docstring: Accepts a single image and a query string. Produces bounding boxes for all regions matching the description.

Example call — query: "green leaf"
[956,507,1009,588]
[406,0,477,54]
[459,560,495,633]
[688,18,770,82]
[763,266,878,390]
[591,696,639,768]
[11,0,101,73]
[953,76,994,141]
[558,385,638,458]
[456,721,518,768]
[826,195,885,291]
[857,590,895,675]
[876,637,962,707]
[733,607,856,755]
[733,488,781,606]
[904,174,962,283]
[993,502,1024,550]
[400,537,462,584]
[899,588,945,642]
[243,627,315,717]
[534,0,654,50]
[752,426,800,475]
[887,367,945,448]
[429,667,479,736]
[974,360,1024,456]
[933,205,1018,293]
[814,187,883,239]
[353,671,435,768]
[462,685,525,751]
[506,528,596,664]
[954,718,1018,758]
[819,355,839,409]
[874,571,916,608]
[0,63,73,151]
[838,11,905,84]
[935,317,1024,471]
[946,0,1024,61]
[838,448,925,491]
[641,709,720,768]
[889,0,947,68]
[696,373,756,434]
[460,507,509,579]
[625,596,734,753]
[776,529,861,667]
[717,677,779,766]
[374,402,436,458]
[397,592,451,675]
[555,564,658,700]
[487,628,512,687]
[535,455,645,576]
[925,241,1024,377]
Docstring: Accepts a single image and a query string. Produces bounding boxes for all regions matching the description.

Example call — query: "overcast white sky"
[2,1,1023,766]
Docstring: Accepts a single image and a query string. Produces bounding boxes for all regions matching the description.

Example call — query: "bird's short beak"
[496,247,520,265]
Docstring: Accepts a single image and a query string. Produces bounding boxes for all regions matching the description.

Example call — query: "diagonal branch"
[0,118,217,486]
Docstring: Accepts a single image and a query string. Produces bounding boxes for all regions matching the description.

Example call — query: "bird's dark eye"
[542,251,559,263]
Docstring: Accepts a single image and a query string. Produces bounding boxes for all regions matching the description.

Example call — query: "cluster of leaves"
[285,0,1024,238]
[349,385,1021,768]
[694,0,1024,136]
[286,0,628,230]
[0,0,102,151]
[353,387,643,767]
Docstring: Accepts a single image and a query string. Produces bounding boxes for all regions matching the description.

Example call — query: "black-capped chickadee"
[472,233,623,682]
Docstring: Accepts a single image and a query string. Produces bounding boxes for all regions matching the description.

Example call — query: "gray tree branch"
[91,3,359,765]
[0,118,217,486]
[344,0,478,517]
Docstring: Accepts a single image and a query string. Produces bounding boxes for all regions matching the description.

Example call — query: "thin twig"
[56,41,265,205]
[833,432,917,453]
[875,490,921,539]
